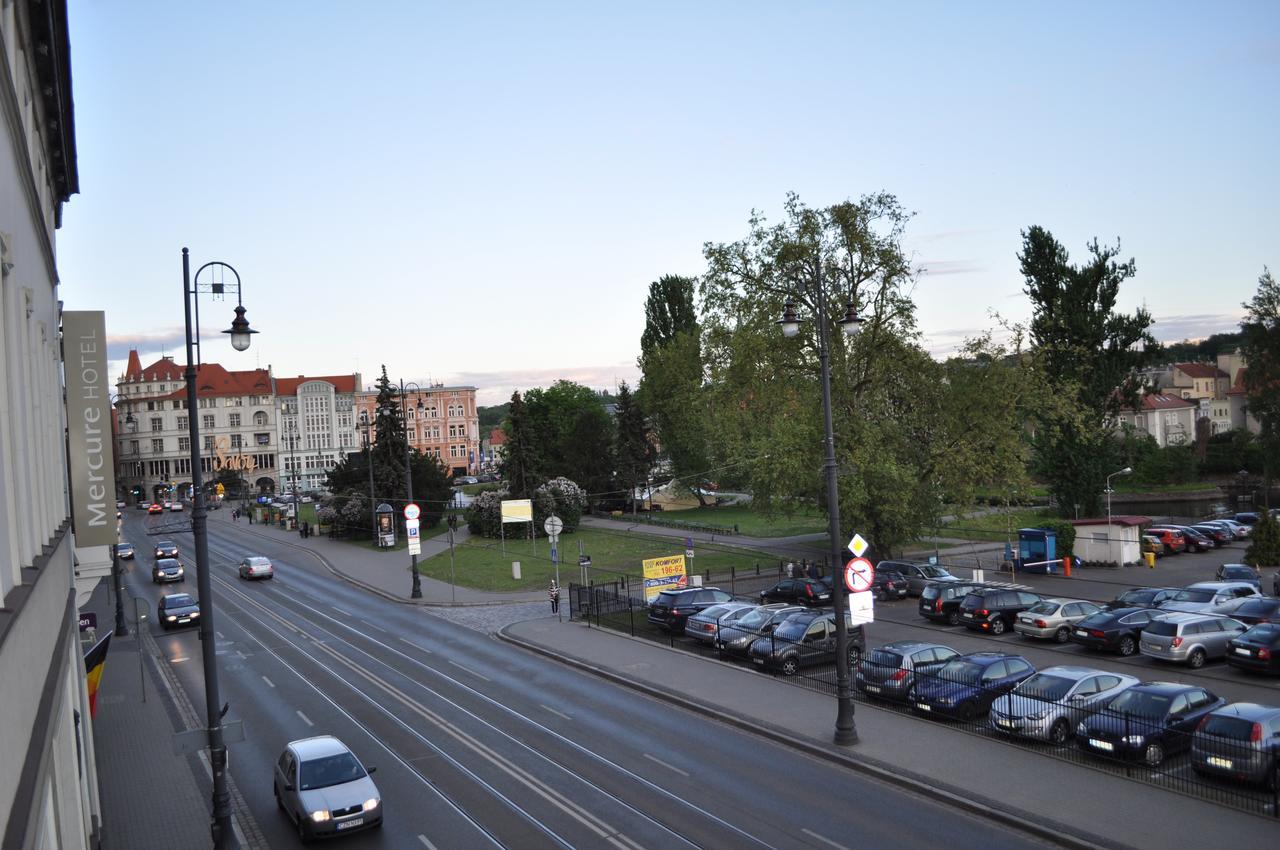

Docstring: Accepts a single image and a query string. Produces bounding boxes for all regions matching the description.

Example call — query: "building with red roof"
[1114,393,1197,448]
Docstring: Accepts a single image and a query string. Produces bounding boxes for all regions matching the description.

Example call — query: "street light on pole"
[361,419,376,544]
[778,269,864,747]
[398,380,426,599]
[1106,466,1133,567]
[282,403,301,512]
[181,248,256,849]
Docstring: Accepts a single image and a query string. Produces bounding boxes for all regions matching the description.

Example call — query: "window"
[254,411,268,426]
[129,440,139,455]
[229,413,241,427]
[255,433,270,446]
[981,662,1007,681]
[150,417,163,432]
[202,414,215,429]
[177,416,188,430]
[203,436,214,451]
[151,438,164,453]
[230,434,243,449]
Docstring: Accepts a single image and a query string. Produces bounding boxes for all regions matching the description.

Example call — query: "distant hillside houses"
[1120,351,1259,447]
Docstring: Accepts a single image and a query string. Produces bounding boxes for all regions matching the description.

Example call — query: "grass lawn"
[941,508,1059,542]
[415,527,781,592]
[661,504,827,537]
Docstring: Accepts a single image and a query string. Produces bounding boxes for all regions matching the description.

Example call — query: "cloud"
[439,364,644,406]
[913,229,991,244]
[915,260,986,277]
[1149,312,1246,343]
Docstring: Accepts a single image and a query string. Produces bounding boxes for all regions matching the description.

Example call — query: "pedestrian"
[549,580,560,614]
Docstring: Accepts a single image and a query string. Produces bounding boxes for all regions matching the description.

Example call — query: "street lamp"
[398,380,426,599]
[282,404,301,512]
[1106,466,1133,566]
[1237,469,1250,509]
[778,272,863,747]
[181,248,256,849]
[361,418,376,543]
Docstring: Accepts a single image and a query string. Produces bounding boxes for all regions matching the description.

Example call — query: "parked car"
[1215,563,1261,589]
[855,641,959,703]
[115,542,135,560]
[1103,587,1179,611]
[1190,703,1280,789]
[157,593,200,630]
[918,580,989,626]
[238,556,275,581]
[912,652,1036,721]
[1069,607,1158,656]
[169,501,185,512]
[274,735,382,840]
[1190,523,1231,546]
[1233,512,1260,525]
[152,557,185,584]
[990,666,1139,744]
[1077,682,1225,766]
[875,560,960,596]
[747,609,865,676]
[683,601,755,645]
[1197,519,1240,541]
[759,576,832,607]
[1141,535,1165,558]
[1226,623,1280,675]
[1150,525,1212,553]
[1159,581,1262,615]
[958,588,1042,635]
[147,503,163,515]
[1013,598,1103,643]
[647,587,733,633]
[136,501,149,510]
[154,540,180,559]
[868,567,910,602]
[1145,527,1187,554]
[1225,598,1280,627]
[1139,612,1247,668]
[1213,518,1251,538]
[714,604,804,658]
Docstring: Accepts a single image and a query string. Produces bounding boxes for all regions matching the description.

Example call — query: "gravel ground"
[425,601,554,633]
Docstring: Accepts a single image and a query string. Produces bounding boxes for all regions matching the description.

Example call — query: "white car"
[169,501,184,512]
[274,736,382,840]
[238,556,274,580]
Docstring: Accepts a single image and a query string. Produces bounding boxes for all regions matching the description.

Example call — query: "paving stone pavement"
[424,600,553,632]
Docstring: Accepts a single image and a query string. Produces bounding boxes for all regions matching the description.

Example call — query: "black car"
[912,651,1036,721]
[919,581,988,626]
[1191,524,1232,546]
[747,609,865,676]
[1226,598,1280,626]
[759,577,831,607]
[647,587,733,633]
[151,557,185,584]
[1104,587,1179,610]
[869,568,910,602]
[154,540,180,559]
[1215,563,1261,589]
[115,542,135,560]
[1068,607,1156,656]
[158,593,200,630]
[715,604,805,658]
[1226,623,1280,675]
[958,588,1042,635]
[1077,682,1225,767]
[1234,512,1260,525]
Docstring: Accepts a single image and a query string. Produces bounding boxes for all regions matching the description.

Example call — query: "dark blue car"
[1076,681,1225,767]
[912,651,1035,721]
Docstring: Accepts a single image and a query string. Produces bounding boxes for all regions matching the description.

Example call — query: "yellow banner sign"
[642,554,688,601]
[501,499,533,523]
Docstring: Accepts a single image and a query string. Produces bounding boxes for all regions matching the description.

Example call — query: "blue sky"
[59,1,1279,405]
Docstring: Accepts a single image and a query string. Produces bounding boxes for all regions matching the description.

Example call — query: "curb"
[497,622,1129,850]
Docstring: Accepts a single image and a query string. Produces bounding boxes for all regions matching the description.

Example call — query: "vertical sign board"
[63,311,117,547]
[641,554,688,602]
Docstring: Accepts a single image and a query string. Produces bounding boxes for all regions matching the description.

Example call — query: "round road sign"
[544,515,564,537]
[404,503,420,521]
[844,557,874,594]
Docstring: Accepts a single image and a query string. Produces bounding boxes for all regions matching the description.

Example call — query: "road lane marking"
[643,753,689,777]
[216,631,224,639]
[261,676,275,688]
[296,710,314,727]
[539,704,572,721]
[418,837,437,849]
[332,606,352,617]
[447,660,491,681]
[362,618,387,633]
[802,829,849,850]
[171,656,189,663]
[398,636,432,653]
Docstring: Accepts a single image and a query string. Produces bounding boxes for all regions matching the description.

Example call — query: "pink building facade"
[354,384,481,478]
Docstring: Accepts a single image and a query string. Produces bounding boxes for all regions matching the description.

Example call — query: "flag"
[84,630,113,719]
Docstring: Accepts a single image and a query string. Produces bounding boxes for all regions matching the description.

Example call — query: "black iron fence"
[568,582,1279,818]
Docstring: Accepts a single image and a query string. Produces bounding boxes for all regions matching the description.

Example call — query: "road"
[117,509,1055,850]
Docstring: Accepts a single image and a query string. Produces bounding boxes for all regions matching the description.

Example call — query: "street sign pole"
[544,515,564,622]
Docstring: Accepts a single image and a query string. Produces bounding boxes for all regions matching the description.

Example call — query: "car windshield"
[1107,690,1172,717]
[773,618,815,640]
[1169,589,1214,603]
[654,592,680,606]
[920,565,951,578]
[920,585,941,601]
[1221,567,1251,579]
[865,650,903,670]
[298,752,366,790]
[247,557,270,566]
[698,605,731,620]
[1201,715,1258,741]
[736,608,773,629]
[936,660,983,684]
[166,594,194,607]
[1235,600,1277,616]
[1118,590,1152,602]
[1014,673,1075,701]
[1077,612,1112,628]
[1144,620,1179,636]
[1026,601,1059,615]
[1244,624,1280,640]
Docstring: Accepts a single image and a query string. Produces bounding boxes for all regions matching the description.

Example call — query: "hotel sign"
[64,311,117,547]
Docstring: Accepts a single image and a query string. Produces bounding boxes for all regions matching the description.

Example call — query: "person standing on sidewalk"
[549,581,560,614]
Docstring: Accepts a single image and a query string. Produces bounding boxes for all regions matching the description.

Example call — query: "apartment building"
[114,351,278,501]
[354,384,480,478]
[274,374,360,494]
[1114,393,1197,447]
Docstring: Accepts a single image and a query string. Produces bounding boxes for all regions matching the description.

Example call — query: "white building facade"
[274,374,360,494]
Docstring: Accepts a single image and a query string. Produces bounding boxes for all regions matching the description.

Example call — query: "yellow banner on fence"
[642,554,688,602]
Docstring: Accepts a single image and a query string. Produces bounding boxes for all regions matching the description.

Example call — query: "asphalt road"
[117,509,1056,850]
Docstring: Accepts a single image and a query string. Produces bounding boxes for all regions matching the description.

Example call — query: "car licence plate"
[1235,647,1252,656]
[177,618,190,624]
[916,703,931,712]
[865,685,881,693]
[963,612,974,619]
[753,658,764,665]
[1088,739,1114,752]
[1207,756,1233,769]
[1075,629,1087,637]
[336,818,364,830]
[997,718,1014,729]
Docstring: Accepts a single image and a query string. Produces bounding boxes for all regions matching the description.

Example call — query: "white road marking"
[447,660,490,681]
[296,710,314,727]
[643,753,689,777]
[802,828,850,850]
[539,704,572,721]
[216,631,224,639]
[362,619,387,633]
[261,676,275,688]
[171,656,189,663]
[418,836,438,849]
[332,606,352,617]
[398,636,432,653]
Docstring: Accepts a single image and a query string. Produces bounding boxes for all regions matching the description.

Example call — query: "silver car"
[274,736,382,842]
[1013,598,1102,642]
[1139,613,1248,668]
[714,603,804,658]
[876,560,961,596]
[990,666,1139,744]
[683,601,756,645]
[1158,581,1261,615]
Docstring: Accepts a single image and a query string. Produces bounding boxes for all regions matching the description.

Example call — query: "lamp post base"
[834,698,858,746]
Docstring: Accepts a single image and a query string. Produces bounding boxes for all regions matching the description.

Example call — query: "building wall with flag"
[0,3,102,847]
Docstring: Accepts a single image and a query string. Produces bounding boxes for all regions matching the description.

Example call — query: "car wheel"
[274,786,283,811]
[1142,741,1165,767]
[780,657,799,677]
[990,618,1006,635]
[946,610,960,626]
[1118,636,1136,656]
[1187,649,1206,669]
[297,816,313,845]
[1048,718,1070,745]
[958,702,978,722]
[905,686,917,704]
[878,588,889,602]
[1054,627,1070,643]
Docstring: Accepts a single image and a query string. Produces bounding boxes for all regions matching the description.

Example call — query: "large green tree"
[1240,267,1280,504]
[1019,227,1155,517]
[498,391,541,498]
[521,381,615,498]
[612,382,653,514]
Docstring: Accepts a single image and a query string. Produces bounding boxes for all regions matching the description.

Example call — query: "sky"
[58,1,1279,406]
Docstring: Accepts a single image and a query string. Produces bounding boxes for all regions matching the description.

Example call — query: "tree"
[521,381,615,498]
[1240,267,1280,505]
[1019,227,1155,517]
[1244,512,1280,568]
[612,382,653,514]
[639,274,699,360]
[498,391,541,498]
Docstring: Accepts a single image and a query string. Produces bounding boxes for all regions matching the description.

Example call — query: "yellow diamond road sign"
[848,533,868,558]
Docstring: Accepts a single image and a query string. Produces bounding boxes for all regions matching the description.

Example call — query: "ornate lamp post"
[398,380,426,598]
[361,418,376,542]
[182,249,256,848]
[778,269,863,747]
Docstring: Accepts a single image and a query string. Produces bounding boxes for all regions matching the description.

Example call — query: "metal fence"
[568,582,1280,819]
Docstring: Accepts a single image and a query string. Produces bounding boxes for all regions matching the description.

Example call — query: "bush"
[536,477,588,532]
[1244,512,1280,568]
[465,477,589,538]
[1036,519,1077,558]
[465,488,508,538]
